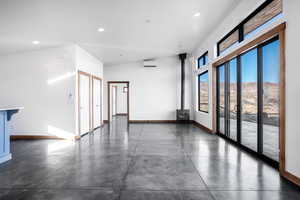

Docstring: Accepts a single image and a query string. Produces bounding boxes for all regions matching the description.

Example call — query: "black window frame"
[216,36,280,168]
[198,70,209,113]
[217,0,280,56]
[197,51,208,68]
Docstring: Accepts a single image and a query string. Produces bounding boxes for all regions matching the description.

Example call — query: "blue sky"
[225,39,279,83]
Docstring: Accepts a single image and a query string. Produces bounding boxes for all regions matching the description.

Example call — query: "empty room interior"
[1,0,300,199]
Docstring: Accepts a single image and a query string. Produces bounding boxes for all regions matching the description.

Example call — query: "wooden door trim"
[111,86,118,116]
[77,70,91,136]
[107,81,130,123]
[91,75,103,130]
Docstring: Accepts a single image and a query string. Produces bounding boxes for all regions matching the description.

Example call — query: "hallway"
[0,116,299,199]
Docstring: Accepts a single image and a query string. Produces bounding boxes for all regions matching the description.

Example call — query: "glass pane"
[244,13,283,40]
[218,65,225,134]
[198,57,204,68]
[244,0,282,37]
[219,30,239,54]
[241,49,258,151]
[204,53,208,65]
[199,72,209,112]
[229,59,237,141]
[262,39,280,161]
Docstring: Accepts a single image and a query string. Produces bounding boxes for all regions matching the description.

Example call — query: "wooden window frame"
[217,0,282,56]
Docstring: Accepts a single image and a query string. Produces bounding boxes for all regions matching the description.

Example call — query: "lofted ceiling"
[0,0,241,65]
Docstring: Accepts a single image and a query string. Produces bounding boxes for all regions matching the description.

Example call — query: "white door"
[79,73,90,135]
[93,78,102,128]
[112,86,117,116]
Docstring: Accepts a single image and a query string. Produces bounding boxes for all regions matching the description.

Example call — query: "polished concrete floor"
[0,116,300,199]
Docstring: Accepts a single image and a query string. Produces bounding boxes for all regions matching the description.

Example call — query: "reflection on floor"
[0,116,299,200]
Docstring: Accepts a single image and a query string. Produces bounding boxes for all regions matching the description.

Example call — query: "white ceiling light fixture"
[194,12,201,17]
[32,41,40,45]
[97,27,105,32]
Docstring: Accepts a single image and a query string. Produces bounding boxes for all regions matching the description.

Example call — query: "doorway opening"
[107,81,129,123]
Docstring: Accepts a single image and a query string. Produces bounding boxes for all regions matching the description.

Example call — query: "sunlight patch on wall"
[47,72,75,85]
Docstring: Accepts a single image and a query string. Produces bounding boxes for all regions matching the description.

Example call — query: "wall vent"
[143,59,157,67]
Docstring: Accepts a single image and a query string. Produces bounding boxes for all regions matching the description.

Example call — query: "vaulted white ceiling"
[0,0,240,65]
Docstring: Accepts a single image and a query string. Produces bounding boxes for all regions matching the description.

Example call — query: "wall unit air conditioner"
[143,59,157,67]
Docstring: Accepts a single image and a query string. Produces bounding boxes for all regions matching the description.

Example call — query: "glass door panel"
[218,65,226,134]
[240,49,258,151]
[229,59,238,141]
[262,39,280,161]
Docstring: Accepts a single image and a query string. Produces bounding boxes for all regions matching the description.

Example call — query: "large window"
[198,71,209,113]
[216,36,280,164]
[217,0,282,56]
[198,51,208,68]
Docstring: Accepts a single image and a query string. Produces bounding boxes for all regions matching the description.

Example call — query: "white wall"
[116,84,128,114]
[188,0,300,180]
[0,45,104,138]
[283,0,300,179]
[189,0,266,129]
[75,45,104,134]
[75,45,103,78]
[0,46,77,137]
[103,56,189,121]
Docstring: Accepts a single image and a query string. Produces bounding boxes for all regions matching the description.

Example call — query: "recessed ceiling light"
[194,12,201,17]
[32,41,40,45]
[97,27,105,32]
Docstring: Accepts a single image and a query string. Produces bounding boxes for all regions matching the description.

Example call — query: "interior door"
[112,86,117,116]
[93,78,102,128]
[79,73,90,135]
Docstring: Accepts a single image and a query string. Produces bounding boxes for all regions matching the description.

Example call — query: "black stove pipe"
[179,53,187,110]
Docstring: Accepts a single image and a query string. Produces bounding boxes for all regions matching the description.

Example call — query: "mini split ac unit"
[143,59,157,67]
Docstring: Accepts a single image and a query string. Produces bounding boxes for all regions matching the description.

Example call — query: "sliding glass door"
[261,39,280,161]
[240,49,258,152]
[229,59,238,141]
[217,65,225,135]
[216,36,280,163]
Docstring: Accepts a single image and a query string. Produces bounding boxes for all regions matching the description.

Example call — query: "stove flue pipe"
[179,53,187,110]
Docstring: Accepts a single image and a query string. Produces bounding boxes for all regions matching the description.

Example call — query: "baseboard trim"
[11,135,67,140]
[129,120,178,123]
[191,120,214,134]
[282,170,300,187]
[116,113,128,116]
